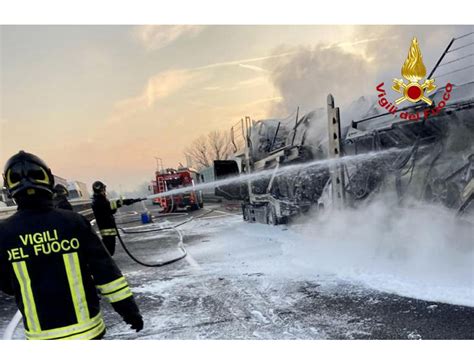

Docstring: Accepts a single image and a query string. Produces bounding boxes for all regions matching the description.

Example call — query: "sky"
[1,25,472,193]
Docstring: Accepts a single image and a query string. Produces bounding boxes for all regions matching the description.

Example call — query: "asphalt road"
[1,202,473,339]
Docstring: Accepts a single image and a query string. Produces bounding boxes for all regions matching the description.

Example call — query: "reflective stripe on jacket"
[92,194,122,238]
[99,228,118,237]
[0,200,135,340]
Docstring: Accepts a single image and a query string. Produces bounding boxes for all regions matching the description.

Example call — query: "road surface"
[1,203,473,339]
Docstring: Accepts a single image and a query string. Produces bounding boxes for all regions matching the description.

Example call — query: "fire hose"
[2,310,22,340]
[114,208,215,267]
[116,224,186,268]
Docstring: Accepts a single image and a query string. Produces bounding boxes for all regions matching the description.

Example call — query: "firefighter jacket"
[0,197,138,340]
[53,195,73,211]
[91,194,122,238]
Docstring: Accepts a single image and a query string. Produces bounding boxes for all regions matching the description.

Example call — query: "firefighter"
[0,151,143,340]
[91,181,142,256]
[52,184,73,211]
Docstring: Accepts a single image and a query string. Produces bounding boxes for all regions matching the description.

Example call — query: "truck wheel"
[198,192,204,209]
[279,216,288,225]
[267,205,277,225]
[242,204,250,221]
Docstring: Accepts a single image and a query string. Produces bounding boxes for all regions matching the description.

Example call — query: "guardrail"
[0,200,94,220]
[0,206,16,220]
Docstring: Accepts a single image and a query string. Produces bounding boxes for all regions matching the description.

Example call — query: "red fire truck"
[151,167,204,212]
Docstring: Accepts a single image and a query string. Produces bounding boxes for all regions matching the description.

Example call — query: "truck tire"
[242,204,250,221]
[198,191,204,209]
[267,205,277,225]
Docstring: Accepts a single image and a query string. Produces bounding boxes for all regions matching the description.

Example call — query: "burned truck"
[325,33,474,216]
[214,33,474,224]
[327,82,474,214]
[213,111,332,224]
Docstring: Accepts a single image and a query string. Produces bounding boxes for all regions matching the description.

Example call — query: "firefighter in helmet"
[91,181,141,256]
[0,151,143,340]
[52,184,73,211]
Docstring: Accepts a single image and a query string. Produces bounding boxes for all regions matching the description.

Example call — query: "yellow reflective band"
[100,228,117,237]
[34,166,50,185]
[5,166,49,188]
[96,276,127,295]
[105,286,133,303]
[6,169,20,188]
[26,313,103,340]
[12,261,41,332]
[63,252,90,323]
[62,320,105,340]
[110,200,117,210]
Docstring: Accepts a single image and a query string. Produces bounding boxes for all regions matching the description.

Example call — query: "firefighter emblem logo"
[392,37,436,105]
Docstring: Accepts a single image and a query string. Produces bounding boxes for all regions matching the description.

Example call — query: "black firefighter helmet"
[53,184,69,197]
[92,180,106,195]
[2,150,55,198]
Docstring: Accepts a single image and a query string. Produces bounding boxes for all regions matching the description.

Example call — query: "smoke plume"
[265,45,373,115]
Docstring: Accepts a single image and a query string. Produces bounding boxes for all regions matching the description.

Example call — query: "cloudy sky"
[1,25,471,193]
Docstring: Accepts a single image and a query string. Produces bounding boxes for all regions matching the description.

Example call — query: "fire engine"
[151,167,204,213]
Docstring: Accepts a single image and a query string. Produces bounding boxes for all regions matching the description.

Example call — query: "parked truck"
[67,181,90,201]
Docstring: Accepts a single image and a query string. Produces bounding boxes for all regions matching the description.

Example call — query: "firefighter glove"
[124,312,144,332]
[111,296,143,332]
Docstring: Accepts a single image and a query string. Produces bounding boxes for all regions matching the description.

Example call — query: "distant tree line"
[184,129,232,169]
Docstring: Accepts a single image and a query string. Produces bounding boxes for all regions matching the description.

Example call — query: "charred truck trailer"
[213,34,474,224]
[214,111,331,224]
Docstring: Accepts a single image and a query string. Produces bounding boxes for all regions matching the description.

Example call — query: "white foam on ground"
[179,200,474,307]
[290,197,474,307]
